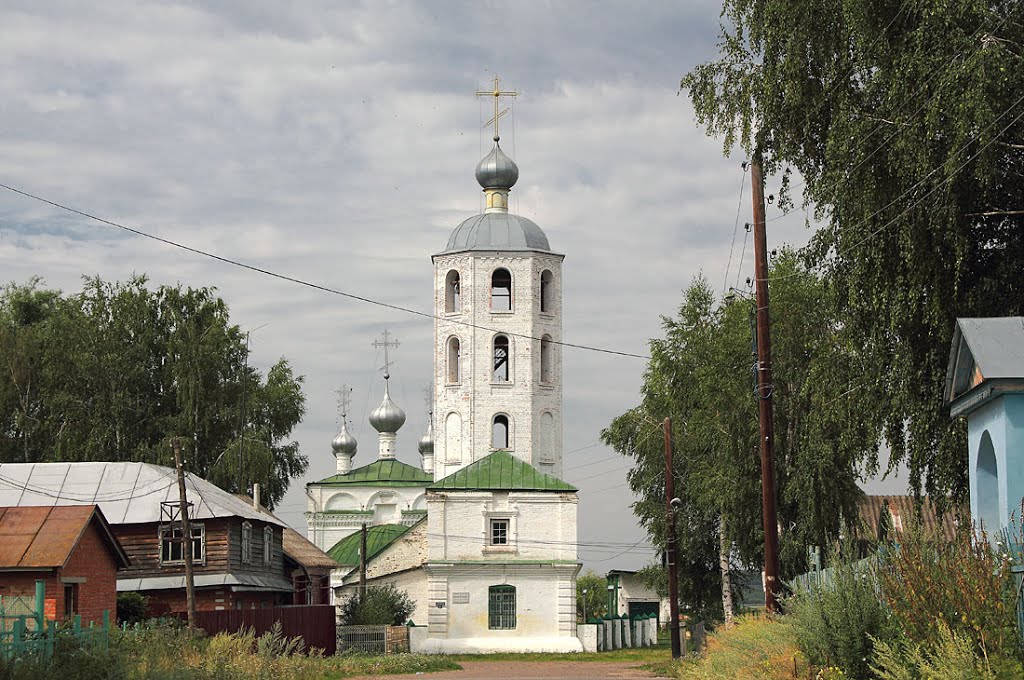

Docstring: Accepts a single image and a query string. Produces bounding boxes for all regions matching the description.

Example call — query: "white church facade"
[306,91,582,652]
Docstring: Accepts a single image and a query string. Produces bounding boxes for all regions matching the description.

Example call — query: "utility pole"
[359,522,368,597]
[172,438,198,628]
[663,417,682,658]
[750,157,781,614]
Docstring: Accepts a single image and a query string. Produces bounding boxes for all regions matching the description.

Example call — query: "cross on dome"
[476,75,517,142]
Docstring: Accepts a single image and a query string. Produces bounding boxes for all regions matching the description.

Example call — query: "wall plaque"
[452,592,470,604]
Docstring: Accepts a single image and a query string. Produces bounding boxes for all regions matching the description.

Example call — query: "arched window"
[445,270,461,313]
[977,431,1000,532]
[540,270,553,313]
[492,414,509,449]
[491,268,512,312]
[447,337,461,383]
[493,335,509,382]
[540,335,552,383]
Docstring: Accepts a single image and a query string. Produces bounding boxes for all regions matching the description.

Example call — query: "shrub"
[877,527,1021,662]
[115,591,148,625]
[870,623,1024,680]
[338,584,415,626]
[785,559,898,680]
[679,615,800,680]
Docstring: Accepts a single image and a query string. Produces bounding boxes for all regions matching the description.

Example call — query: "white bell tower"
[432,79,565,480]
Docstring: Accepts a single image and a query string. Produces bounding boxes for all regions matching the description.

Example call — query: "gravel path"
[347,660,670,680]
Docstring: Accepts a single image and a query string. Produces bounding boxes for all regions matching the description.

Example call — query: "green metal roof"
[310,459,433,487]
[427,450,576,492]
[326,524,411,566]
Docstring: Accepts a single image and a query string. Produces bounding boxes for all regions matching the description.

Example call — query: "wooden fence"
[336,625,409,654]
[0,581,110,661]
[191,605,337,655]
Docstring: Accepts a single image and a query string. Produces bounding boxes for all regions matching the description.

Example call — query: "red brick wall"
[62,519,119,624]
[0,572,63,620]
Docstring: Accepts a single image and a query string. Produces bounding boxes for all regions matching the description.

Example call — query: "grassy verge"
[678,615,805,680]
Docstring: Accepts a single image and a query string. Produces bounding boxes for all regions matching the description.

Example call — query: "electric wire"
[0,181,649,360]
[722,163,748,296]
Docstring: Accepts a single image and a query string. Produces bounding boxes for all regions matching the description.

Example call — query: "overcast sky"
[0,1,907,572]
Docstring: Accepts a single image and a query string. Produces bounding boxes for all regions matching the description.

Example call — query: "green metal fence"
[0,580,110,661]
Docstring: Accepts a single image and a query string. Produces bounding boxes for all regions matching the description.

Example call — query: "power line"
[0,181,650,361]
[721,163,748,296]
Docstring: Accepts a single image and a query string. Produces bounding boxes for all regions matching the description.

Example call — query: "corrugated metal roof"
[0,463,285,527]
[955,317,1024,379]
[327,524,411,567]
[116,572,292,592]
[427,451,576,492]
[0,505,129,569]
[311,460,433,488]
[857,495,959,543]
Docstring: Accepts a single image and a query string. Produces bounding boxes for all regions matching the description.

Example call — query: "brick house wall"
[0,520,119,624]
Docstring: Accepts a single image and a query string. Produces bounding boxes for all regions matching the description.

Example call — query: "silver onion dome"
[331,420,357,456]
[369,380,406,433]
[475,141,519,190]
[417,419,434,456]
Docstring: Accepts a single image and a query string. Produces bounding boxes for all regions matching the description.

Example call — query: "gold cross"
[476,76,517,141]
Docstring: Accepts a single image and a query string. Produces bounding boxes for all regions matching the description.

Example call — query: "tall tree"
[602,253,881,618]
[682,0,1024,500]
[0,276,306,508]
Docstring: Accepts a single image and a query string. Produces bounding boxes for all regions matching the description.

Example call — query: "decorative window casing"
[445,270,461,313]
[488,585,516,629]
[491,268,512,312]
[493,335,510,382]
[160,524,205,565]
[263,526,273,565]
[241,521,252,563]
[492,414,510,450]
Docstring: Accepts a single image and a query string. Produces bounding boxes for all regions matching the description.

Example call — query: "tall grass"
[679,615,800,680]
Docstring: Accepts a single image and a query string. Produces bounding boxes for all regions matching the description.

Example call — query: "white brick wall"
[432,251,565,480]
[305,484,428,552]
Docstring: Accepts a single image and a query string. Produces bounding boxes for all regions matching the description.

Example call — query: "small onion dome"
[417,421,434,456]
[369,380,406,433]
[331,420,357,457]
[475,141,519,190]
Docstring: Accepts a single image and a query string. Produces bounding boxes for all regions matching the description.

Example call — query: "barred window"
[488,585,516,630]
[241,521,252,563]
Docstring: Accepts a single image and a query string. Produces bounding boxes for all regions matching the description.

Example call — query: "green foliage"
[786,558,899,679]
[877,528,1021,663]
[871,623,1024,680]
[0,276,307,508]
[601,253,880,618]
[679,615,800,680]
[682,0,1024,502]
[115,592,148,626]
[576,570,608,621]
[339,584,416,626]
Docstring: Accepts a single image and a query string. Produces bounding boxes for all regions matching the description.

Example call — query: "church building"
[306,83,582,652]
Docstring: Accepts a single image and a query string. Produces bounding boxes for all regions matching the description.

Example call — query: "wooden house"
[0,463,296,614]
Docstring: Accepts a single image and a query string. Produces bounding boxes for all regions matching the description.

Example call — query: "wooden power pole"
[172,438,198,628]
[750,158,782,614]
[664,417,682,658]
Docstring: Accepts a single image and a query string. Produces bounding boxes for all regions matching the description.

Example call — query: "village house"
[0,504,129,624]
[0,462,331,614]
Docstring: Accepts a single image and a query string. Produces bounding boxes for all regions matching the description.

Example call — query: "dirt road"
[348,660,671,680]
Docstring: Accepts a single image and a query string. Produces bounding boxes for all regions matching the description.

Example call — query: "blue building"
[945,317,1024,534]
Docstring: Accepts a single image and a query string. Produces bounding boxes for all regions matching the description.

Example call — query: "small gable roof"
[327,523,412,567]
[945,317,1024,415]
[427,450,576,492]
[0,505,130,570]
[310,460,433,488]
